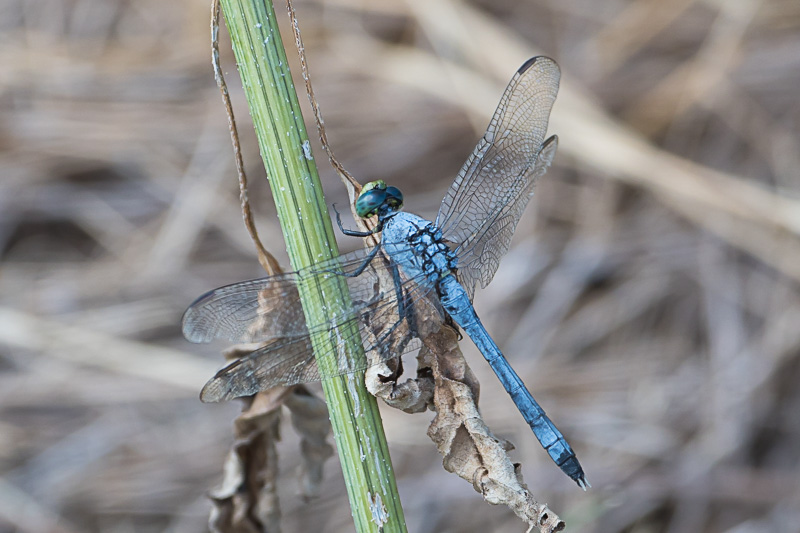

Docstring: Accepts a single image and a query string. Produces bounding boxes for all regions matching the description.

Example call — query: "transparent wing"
[434,56,560,298]
[455,137,557,299]
[183,246,421,344]
[198,263,445,402]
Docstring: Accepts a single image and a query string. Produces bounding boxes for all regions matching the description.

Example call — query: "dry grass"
[1,0,799,531]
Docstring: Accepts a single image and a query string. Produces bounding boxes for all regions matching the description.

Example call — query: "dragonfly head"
[356,180,403,218]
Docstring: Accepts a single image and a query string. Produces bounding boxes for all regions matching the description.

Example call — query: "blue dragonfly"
[183,56,587,488]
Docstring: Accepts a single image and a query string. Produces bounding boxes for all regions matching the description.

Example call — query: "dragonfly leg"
[389,261,407,320]
[333,204,382,237]
[360,262,420,370]
[347,242,383,277]
[365,300,416,365]
[314,241,383,279]
[383,259,422,343]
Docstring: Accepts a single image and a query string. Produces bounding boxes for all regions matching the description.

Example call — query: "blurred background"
[1,0,799,531]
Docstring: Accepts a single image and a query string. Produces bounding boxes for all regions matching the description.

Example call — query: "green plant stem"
[216,1,406,531]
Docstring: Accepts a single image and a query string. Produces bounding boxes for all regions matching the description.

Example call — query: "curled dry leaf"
[365,351,435,414]
[283,386,334,498]
[362,255,437,413]
[208,384,289,533]
[422,324,565,532]
[208,344,332,533]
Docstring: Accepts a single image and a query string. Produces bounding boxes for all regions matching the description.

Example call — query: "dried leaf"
[363,290,436,413]
[208,386,291,533]
[363,267,442,412]
[365,352,434,414]
[284,386,334,498]
[422,325,566,532]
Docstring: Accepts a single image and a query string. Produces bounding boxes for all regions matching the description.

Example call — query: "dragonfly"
[183,56,587,488]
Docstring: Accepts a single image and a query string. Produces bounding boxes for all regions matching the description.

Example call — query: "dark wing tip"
[199,371,237,403]
[181,289,217,343]
[518,56,539,74]
[199,379,225,403]
[199,358,256,403]
[518,55,557,75]
[199,359,243,402]
[181,305,210,344]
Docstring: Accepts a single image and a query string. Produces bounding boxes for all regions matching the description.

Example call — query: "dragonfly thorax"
[381,212,457,285]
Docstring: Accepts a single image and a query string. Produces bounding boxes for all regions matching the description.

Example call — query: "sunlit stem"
[215,1,407,531]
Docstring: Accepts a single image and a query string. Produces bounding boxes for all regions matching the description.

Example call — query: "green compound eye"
[356,188,387,218]
[384,186,403,210]
[355,182,403,218]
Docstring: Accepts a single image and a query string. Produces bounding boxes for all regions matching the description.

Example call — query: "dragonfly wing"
[200,336,317,401]
[455,137,557,299]
[434,56,560,297]
[183,246,417,344]
[182,272,308,343]
[200,266,445,401]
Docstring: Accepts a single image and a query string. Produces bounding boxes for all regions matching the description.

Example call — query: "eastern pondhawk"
[183,56,587,488]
